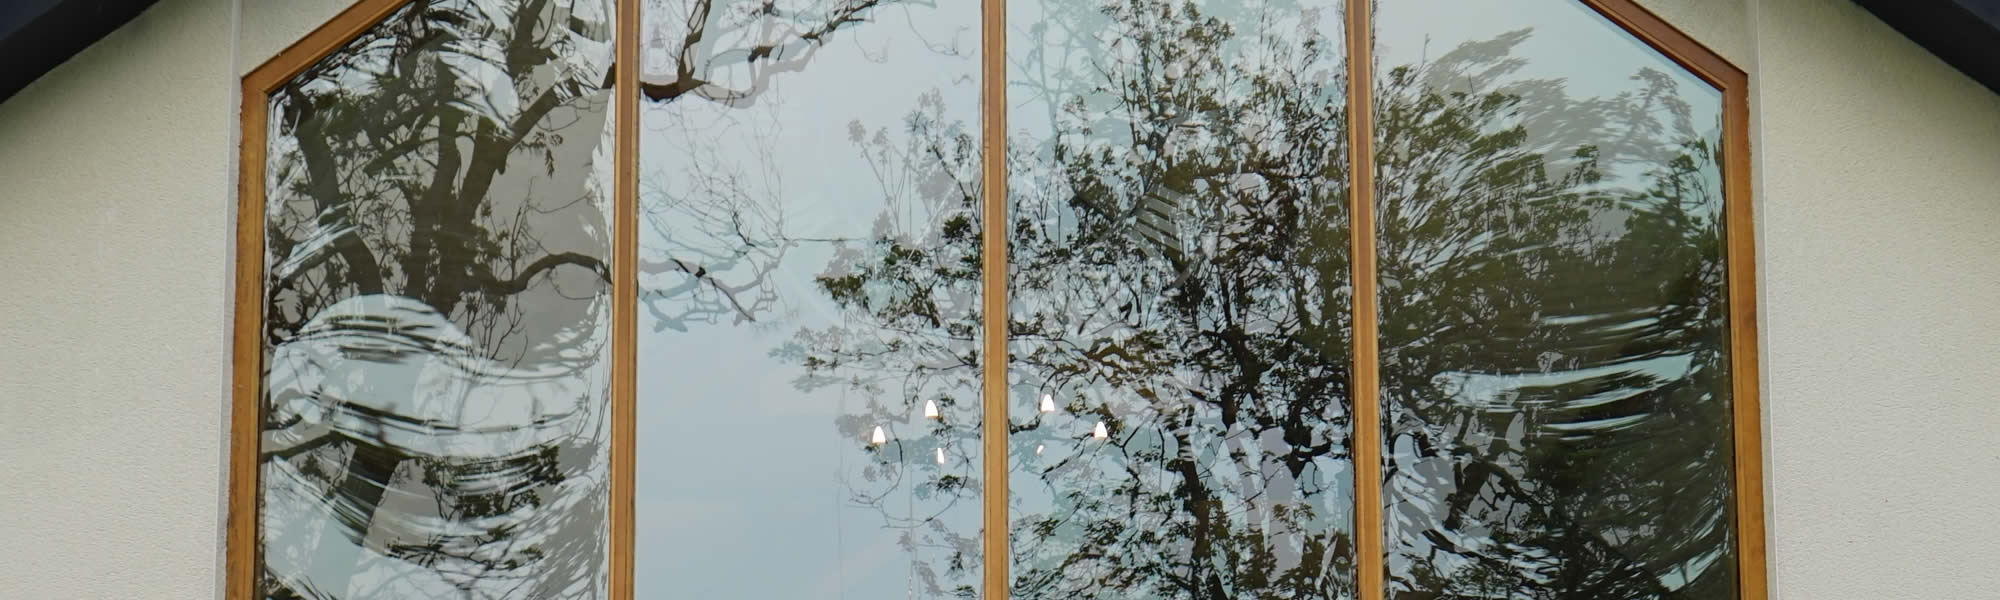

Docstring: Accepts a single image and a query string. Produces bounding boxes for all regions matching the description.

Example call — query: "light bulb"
[935,447,947,464]
[1039,393,1056,413]
[870,426,887,445]
[1092,421,1109,440]
[923,399,940,419]
[1035,444,1045,455]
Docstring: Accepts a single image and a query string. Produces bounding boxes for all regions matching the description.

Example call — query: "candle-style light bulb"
[1035,444,1045,455]
[935,447,947,464]
[923,399,940,419]
[870,426,888,445]
[1039,393,1057,413]
[1092,421,1109,440]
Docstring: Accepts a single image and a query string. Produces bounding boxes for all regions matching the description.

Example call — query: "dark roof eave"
[1853,0,2000,97]
[0,0,161,105]
[1,1,1996,110]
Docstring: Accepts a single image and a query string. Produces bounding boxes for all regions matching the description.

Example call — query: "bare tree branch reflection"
[259,0,617,598]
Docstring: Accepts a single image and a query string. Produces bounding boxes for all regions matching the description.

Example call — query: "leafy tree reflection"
[769,4,1733,600]
[807,0,1360,597]
[1374,31,1735,599]
[264,0,1742,596]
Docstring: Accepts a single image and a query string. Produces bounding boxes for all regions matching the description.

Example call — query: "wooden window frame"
[1342,1,1765,599]
[1341,2,1764,598]
[226,0,640,597]
[1572,4,1768,599]
[225,0,1763,598]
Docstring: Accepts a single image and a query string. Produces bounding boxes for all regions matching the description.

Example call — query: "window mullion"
[980,0,1010,594]
[1344,0,1386,598]
[611,0,640,596]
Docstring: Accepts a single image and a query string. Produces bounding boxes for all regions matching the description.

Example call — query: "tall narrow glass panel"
[1372,1,1737,597]
[1007,0,1357,597]
[258,1,618,597]
[633,0,984,596]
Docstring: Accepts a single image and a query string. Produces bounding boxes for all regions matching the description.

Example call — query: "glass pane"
[258,1,618,598]
[1372,1,1735,598]
[1007,0,1356,597]
[633,0,983,597]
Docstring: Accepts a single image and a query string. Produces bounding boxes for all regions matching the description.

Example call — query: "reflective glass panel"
[258,0,618,597]
[633,0,984,596]
[1007,0,1357,597]
[1372,1,1737,597]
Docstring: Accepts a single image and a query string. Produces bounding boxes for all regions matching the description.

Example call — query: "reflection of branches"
[791,2,1735,600]
[635,141,790,327]
[795,1,1360,598]
[642,0,892,105]
[634,0,963,337]
[270,0,617,358]
[657,257,759,321]
[1370,28,1733,600]
[260,0,615,598]
[634,0,986,587]
[472,251,612,295]
[1002,2,1359,597]
[628,0,1731,596]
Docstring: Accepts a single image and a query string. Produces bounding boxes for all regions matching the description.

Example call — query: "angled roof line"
[0,0,161,104]
[1853,0,2000,96]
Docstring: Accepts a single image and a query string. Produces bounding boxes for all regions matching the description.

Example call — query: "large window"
[632,0,983,596]
[239,1,617,597]
[229,0,1761,598]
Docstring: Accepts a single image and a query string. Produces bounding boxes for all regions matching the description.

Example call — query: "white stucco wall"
[0,0,237,598]
[0,0,1996,598]
[237,0,352,77]
[1750,0,2000,596]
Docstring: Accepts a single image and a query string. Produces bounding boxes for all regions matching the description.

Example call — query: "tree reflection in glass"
[747,0,1365,596]
[258,0,616,597]
[633,0,983,597]
[1004,0,1359,598]
[1372,2,1737,598]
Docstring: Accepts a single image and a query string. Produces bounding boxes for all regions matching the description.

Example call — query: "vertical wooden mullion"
[226,74,269,600]
[1723,82,1767,600]
[1343,1,1385,599]
[611,0,640,595]
[980,0,1009,594]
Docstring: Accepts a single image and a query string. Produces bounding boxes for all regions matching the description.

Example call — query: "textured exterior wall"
[0,0,235,598]
[237,0,352,77]
[1640,0,1757,71]
[1752,0,2000,597]
[1,0,1998,598]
